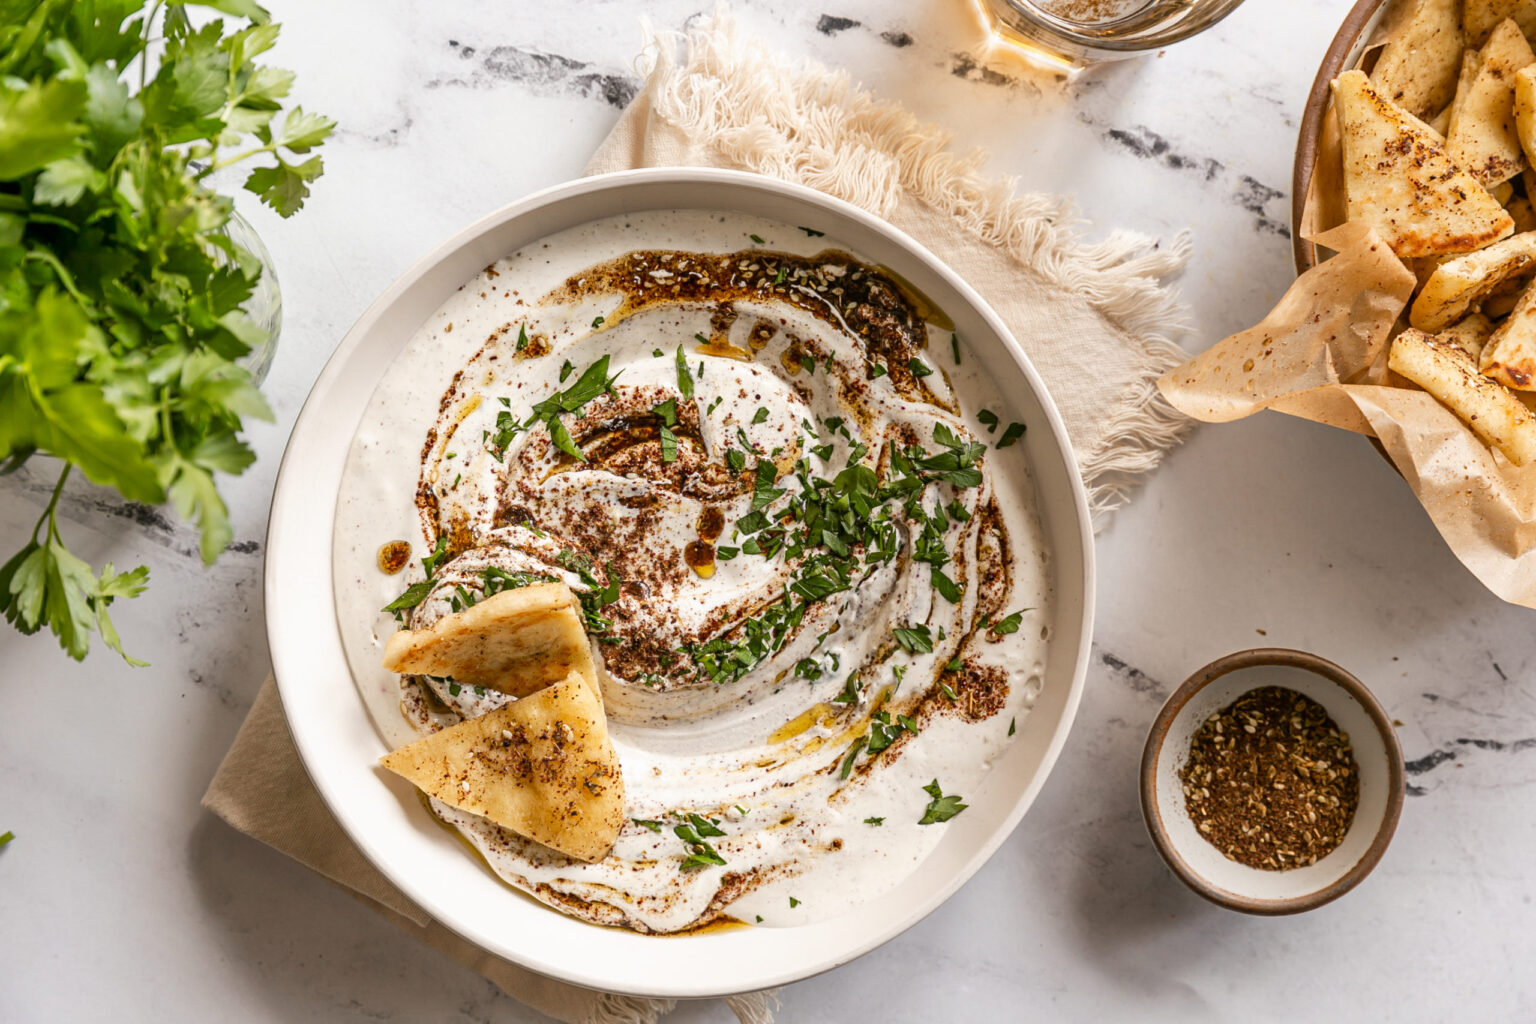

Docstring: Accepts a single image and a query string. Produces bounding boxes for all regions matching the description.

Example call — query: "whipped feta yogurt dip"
[333,209,1052,933]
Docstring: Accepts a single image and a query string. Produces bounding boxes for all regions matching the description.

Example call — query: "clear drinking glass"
[973,0,1249,69]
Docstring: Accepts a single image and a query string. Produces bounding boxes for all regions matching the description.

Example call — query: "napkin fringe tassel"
[639,6,1194,522]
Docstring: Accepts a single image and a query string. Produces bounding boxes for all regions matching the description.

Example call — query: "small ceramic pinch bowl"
[1140,649,1405,915]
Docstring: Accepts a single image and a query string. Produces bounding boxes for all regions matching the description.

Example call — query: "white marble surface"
[3,0,1535,1020]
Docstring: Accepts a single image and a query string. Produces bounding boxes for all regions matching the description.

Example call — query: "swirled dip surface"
[334,210,1052,933]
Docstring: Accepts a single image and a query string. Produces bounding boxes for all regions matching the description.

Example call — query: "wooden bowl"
[1140,649,1405,915]
[1292,0,1395,274]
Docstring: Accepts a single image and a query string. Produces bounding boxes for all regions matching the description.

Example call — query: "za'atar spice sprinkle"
[1180,686,1359,871]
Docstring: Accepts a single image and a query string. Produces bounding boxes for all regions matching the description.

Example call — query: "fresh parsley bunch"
[0,0,334,662]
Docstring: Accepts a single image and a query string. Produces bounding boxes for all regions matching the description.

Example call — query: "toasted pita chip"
[1333,70,1514,257]
[1447,21,1536,185]
[1485,271,1533,314]
[1514,64,1536,165]
[1373,0,1467,116]
[1390,327,1536,463]
[1409,231,1536,329]
[382,582,597,697]
[1439,312,1498,359]
[1507,193,1536,231]
[1481,279,1536,387]
[381,674,625,862]
[1444,48,1483,135]
[1427,103,1454,136]
[1465,0,1536,45]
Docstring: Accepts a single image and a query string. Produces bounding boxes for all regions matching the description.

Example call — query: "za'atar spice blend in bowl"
[1140,649,1404,915]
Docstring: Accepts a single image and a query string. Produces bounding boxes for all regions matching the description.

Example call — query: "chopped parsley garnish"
[559,360,574,382]
[789,896,801,908]
[798,226,825,237]
[977,409,999,433]
[382,535,451,619]
[516,324,529,353]
[545,415,584,462]
[632,818,663,833]
[653,348,664,358]
[683,420,989,685]
[752,407,770,425]
[892,624,933,654]
[951,333,961,365]
[707,396,723,415]
[798,354,817,375]
[717,546,740,560]
[930,568,961,603]
[863,817,884,826]
[940,682,958,700]
[918,780,967,824]
[775,267,788,285]
[675,815,728,871]
[831,674,861,704]
[591,315,605,328]
[750,459,786,511]
[660,426,678,463]
[1008,717,1016,736]
[447,680,462,697]
[997,422,1026,448]
[653,398,679,427]
[675,345,695,400]
[870,363,887,379]
[843,709,917,777]
[990,608,1031,635]
[908,357,933,378]
[484,356,619,463]
[749,233,765,244]
[555,549,622,634]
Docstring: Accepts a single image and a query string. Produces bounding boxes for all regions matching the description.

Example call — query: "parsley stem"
[32,463,71,546]
[200,142,279,176]
[22,251,88,307]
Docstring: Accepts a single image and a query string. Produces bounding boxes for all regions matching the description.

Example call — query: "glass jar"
[221,210,284,385]
[973,0,1249,69]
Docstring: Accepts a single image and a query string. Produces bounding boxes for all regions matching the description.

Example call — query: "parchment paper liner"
[1159,220,1536,609]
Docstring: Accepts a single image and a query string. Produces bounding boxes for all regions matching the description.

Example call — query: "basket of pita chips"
[1160,0,1536,608]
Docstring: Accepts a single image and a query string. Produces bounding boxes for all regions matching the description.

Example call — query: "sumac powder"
[1180,685,1359,871]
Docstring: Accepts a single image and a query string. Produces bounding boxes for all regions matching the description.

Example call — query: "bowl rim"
[262,165,1097,996]
[1138,647,1405,916]
[1291,0,1389,275]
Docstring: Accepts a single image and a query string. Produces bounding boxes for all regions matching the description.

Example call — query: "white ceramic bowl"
[1140,649,1404,914]
[264,167,1095,996]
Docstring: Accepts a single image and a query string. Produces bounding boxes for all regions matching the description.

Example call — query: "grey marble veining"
[3,0,1535,1020]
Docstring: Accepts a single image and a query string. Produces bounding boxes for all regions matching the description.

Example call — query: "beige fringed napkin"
[204,9,1192,1024]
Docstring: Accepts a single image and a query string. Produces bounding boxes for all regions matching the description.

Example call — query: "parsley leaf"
[752,407,769,425]
[863,817,884,826]
[990,608,1030,635]
[908,358,933,378]
[930,567,961,603]
[997,422,1026,448]
[892,624,933,654]
[798,226,825,237]
[977,409,999,433]
[918,779,968,825]
[675,345,694,400]
[659,425,678,463]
